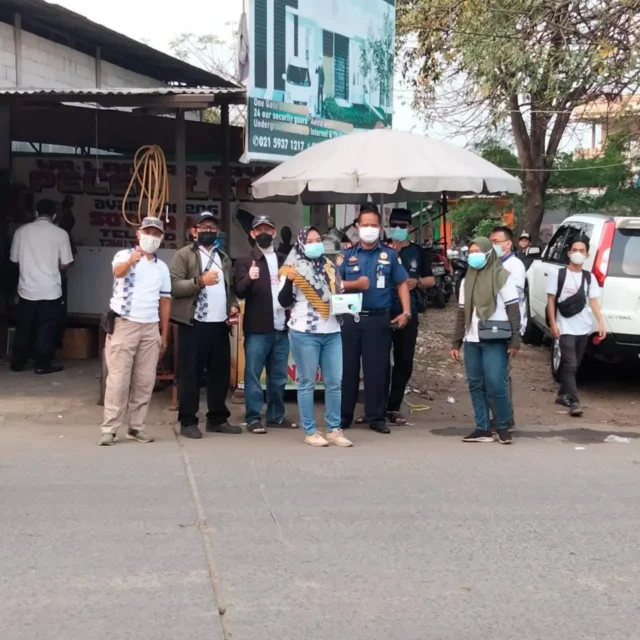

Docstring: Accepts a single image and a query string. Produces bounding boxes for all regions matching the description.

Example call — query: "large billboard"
[246,0,395,163]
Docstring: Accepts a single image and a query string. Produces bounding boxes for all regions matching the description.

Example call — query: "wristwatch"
[403,311,412,319]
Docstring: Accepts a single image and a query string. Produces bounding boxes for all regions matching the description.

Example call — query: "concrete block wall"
[0,19,165,90]
[0,22,17,87]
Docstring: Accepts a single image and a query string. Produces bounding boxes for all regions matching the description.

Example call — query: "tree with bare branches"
[169,31,246,126]
[397,0,640,241]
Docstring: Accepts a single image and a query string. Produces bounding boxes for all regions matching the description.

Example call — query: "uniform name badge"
[330,293,363,317]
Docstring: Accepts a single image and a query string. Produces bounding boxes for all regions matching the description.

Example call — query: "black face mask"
[255,232,274,249]
[198,232,217,247]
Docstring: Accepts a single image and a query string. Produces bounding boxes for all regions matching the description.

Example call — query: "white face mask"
[358,226,380,244]
[139,234,162,254]
[569,252,586,266]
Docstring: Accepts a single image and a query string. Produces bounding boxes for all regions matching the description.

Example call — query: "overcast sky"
[52,0,589,152]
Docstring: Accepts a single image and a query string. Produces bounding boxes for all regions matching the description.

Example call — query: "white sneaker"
[304,432,329,447]
[327,429,353,447]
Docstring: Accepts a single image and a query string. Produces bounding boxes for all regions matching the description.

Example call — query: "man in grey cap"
[234,215,295,434]
[99,216,171,446]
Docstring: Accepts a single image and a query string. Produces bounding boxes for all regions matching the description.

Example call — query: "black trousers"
[341,313,392,428]
[559,334,589,403]
[387,315,419,413]
[12,297,61,370]
[57,277,68,349]
[178,321,231,427]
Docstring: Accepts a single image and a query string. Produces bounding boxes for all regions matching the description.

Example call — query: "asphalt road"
[2,403,640,640]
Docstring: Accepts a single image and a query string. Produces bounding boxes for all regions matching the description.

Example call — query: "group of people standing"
[451,226,605,445]
[98,205,435,447]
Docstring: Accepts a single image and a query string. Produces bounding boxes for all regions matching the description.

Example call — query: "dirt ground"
[409,303,640,429]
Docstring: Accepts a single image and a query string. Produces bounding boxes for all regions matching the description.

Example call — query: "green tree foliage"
[397,0,640,242]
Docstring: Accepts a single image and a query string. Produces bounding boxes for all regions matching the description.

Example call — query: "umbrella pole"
[441,192,448,254]
[419,201,424,244]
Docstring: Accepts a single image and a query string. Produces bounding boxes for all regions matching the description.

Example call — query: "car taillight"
[593,220,615,287]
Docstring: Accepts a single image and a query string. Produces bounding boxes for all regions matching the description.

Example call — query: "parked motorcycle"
[450,247,468,302]
[424,242,453,308]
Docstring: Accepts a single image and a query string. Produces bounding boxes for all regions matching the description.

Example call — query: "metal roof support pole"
[220,103,231,240]
[13,13,22,87]
[175,108,186,248]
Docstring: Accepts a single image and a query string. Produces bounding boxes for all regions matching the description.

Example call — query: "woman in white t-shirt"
[450,237,521,444]
[278,227,352,448]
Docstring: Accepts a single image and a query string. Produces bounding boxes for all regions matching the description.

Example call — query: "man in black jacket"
[234,215,296,434]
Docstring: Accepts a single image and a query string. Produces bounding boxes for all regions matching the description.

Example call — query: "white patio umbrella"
[252,129,522,204]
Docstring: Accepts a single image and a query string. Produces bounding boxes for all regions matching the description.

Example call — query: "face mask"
[304,243,325,259]
[255,232,274,249]
[570,252,586,265]
[198,231,217,247]
[359,226,380,244]
[468,252,489,270]
[389,227,409,242]
[492,243,506,258]
[139,234,162,254]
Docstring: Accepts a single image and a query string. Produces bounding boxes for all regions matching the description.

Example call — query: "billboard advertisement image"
[247,0,395,163]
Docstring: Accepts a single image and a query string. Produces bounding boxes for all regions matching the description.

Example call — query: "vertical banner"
[246,0,395,163]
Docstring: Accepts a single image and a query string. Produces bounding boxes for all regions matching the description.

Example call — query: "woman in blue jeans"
[449,237,521,445]
[278,227,352,447]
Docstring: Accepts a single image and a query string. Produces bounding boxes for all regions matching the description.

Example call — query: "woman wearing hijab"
[450,236,521,444]
[278,227,352,448]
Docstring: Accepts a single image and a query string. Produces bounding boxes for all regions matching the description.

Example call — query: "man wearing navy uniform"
[337,204,411,434]
[385,208,435,424]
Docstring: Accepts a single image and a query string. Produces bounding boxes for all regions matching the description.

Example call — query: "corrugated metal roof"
[0,0,241,89]
[0,87,245,97]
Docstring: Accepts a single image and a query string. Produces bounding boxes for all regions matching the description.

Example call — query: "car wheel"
[551,338,562,382]
[522,289,544,346]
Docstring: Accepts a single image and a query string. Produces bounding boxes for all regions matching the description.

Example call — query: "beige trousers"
[101,318,161,434]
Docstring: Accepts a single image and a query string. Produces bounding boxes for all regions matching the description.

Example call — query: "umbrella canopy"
[252,129,522,204]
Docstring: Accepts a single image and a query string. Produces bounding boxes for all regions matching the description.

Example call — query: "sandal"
[247,422,267,434]
[386,411,408,425]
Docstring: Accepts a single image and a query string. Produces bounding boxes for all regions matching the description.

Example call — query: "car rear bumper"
[588,333,640,362]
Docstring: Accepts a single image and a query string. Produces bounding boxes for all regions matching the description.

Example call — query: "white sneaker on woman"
[304,432,329,447]
[326,429,353,447]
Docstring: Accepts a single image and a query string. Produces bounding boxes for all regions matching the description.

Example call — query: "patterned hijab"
[279,226,343,319]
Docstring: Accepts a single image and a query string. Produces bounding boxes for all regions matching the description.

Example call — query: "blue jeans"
[464,341,511,431]
[244,331,289,425]
[289,330,342,435]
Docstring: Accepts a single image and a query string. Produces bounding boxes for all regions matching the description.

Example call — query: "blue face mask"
[468,252,489,270]
[388,227,409,242]
[305,243,325,259]
[492,243,506,258]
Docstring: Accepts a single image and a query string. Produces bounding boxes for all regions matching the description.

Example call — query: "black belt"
[359,309,388,316]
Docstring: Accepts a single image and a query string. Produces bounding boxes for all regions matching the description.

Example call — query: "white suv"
[524,214,640,378]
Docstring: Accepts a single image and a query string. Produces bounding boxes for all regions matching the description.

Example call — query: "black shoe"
[34,364,63,375]
[370,424,391,434]
[462,429,494,443]
[555,394,571,407]
[10,364,25,373]
[180,424,203,439]
[206,421,242,434]
[569,403,583,417]
[497,429,513,445]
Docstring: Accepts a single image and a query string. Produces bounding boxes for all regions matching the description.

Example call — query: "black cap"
[195,211,219,226]
[251,215,276,230]
[390,208,412,224]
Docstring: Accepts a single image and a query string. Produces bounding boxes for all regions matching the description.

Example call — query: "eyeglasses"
[197,226,218,232]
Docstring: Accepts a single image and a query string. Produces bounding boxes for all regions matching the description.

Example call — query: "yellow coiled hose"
[122,145,170,226]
